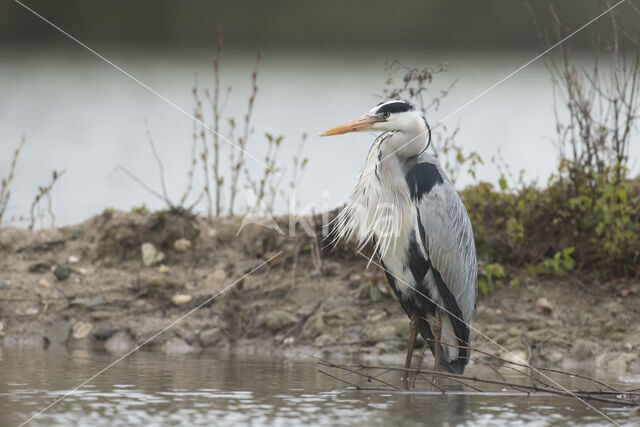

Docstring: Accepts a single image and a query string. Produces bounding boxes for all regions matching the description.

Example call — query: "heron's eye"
[383,112,391,119]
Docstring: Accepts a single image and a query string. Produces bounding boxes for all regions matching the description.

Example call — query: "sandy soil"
[0,210,638,374]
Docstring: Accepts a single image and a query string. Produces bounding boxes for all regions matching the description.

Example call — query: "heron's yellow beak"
[318,115,377,136]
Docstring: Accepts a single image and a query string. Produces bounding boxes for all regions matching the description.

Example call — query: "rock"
[38,278,51,288]
[361,324,396,343]
[105,331,135,354]
[68,255,80,264]
[53,264,72,281]
[139,271,168,286]
[141,242,164,266]
[302,312,325,340]
[200,328,225,346]
[325,307,357,327]
[207,269,227,284]
[174,238,192,252]
[71,227,84,239]
[536,297,553,315]
[172,294,192,305]
[162,337,197,354]
[393,317,411,338]
[72,321,93,340]
[572,339,599,361]
[596,352,638,371]
[157,265,170,274]
[0,282,9,290]
[69,295,105,308]
[369,284,382,302]
[314,334,333,347]
[262,310,298,333]
[92,323,114,340]
[45,320,71,344]
[28,261,53,273]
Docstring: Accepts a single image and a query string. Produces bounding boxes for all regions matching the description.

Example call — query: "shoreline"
[1,209,639,375]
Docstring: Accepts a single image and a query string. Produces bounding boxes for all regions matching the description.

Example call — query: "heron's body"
[322,100,477,374]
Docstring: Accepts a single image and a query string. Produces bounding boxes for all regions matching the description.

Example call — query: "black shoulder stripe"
[405,162,444,200]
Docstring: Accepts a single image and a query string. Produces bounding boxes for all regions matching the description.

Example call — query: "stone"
[200,328,225,346]
[68,255,80,264]
[38,278,51,288]
[536,297,553,315]
[28,261,53,273]
[45,320,71,344]
[361,324,396,343]
[596,352,638,371]
[369,284,382,302]
[141,242,164,266]
[69,295,105,308]
[139,271,167,286]
[72,321,93,340]
[174,238,192,252]
[157,265,170,274]
[207,269,227,284]
[302,312,325,340]
[572,339,598,361]
[105,331,135,354]
[262,310,298,333]
[172,294,192,305]
[162,337,197,354]
[92,323,114,340]
[53,264,72,281]
[71,227,84,239]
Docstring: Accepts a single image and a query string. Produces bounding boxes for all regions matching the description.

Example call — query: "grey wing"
[412,164,477,324]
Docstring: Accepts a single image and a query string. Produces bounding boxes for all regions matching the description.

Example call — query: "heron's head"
[318,100,426,136]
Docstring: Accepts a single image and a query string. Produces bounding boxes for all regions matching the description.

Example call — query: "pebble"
[172,294,192,305]
[53,264,72,281]
[157,265,170,274]
[0,282,10,290]
[38,278,51,288]
[72,321,93,339]
[71,227,84,239]
[536,297,553,315]
[92,323,114,340]
[68,255,80,264]
[174,238,192,252]
[105,331,135,354]
[141,242,165,266]
[262,310,298,333]
[28,261,53,273]
[162,337,197,354]
[200,328,224,346]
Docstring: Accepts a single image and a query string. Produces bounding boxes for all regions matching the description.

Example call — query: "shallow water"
[0,348,636,426]
[3,47,638,227]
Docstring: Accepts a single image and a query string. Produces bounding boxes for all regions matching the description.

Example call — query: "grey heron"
[320,100,477,374]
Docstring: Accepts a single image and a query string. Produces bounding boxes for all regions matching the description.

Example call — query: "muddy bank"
[0,210,639,374]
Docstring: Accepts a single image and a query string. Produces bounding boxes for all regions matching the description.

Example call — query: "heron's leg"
[404,313,418,372]
[433,310,442,372]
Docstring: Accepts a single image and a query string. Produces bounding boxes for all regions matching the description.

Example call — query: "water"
[0,348,636,426]
[4,46,638,227]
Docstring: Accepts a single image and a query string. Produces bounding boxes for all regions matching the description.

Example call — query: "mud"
[0,210,638,374]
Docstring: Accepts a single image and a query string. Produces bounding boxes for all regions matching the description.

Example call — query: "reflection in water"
[0,347,635,426]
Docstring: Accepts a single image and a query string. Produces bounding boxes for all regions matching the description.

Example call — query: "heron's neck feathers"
[332,133,414,259]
